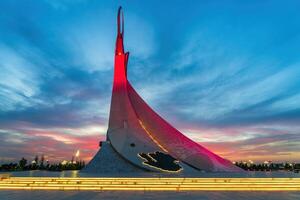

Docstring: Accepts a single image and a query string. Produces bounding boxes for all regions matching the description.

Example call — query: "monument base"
[81,141,146,174]
[81,141,202,176]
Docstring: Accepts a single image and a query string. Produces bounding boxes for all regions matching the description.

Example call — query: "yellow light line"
[2,177,300,181]
[138,120,168,152]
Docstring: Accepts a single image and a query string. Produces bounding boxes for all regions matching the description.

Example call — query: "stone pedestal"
[81,141,145,174]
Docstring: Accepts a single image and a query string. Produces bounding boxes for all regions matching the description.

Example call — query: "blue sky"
[0,0,300,163]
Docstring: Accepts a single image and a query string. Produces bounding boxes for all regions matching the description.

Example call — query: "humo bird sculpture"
[84,7,242,173]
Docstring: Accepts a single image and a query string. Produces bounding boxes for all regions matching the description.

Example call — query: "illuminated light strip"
[2,184,299,187]
[5,179,300,182]
[0,185,299,188]
[138,120,168,152]
[0,186,300,191]
[2,179,300,183]
[3,178,300,180]
[0,178,300,183]
[1,183,300,187]
[1,182,300,185]
[2,179,300,182]
[1,184,300,187]
[2,178,300,183]
[3,177,296,179]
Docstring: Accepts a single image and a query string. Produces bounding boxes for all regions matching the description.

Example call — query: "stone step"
[2,177,299,181]
[0,186,299,191]
[1,181,300,184]
[0,184,299,187]
[0,177,299,191]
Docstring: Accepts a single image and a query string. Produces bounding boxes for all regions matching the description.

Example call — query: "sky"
[0,0,300,164]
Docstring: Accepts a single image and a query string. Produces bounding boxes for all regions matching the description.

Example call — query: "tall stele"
[84,7,242,173]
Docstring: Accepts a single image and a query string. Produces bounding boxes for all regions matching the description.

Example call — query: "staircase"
[0,177,300,191]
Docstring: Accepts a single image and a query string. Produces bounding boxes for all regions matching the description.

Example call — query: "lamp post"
[75,150,80,163]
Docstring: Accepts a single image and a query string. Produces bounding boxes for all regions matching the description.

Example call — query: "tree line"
[0,155,85,171]
[235,161,300,173]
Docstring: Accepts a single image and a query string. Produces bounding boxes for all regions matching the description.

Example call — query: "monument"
[83,7,242,174]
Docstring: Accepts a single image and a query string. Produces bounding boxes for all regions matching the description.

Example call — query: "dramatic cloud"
[0,0,300,163]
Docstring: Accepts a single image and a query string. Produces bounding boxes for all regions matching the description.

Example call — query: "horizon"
[1,0,300,164]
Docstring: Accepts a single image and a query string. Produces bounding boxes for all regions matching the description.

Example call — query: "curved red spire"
[113,6,129,85]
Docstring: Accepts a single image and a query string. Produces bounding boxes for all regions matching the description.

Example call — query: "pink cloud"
[16,129,105,163]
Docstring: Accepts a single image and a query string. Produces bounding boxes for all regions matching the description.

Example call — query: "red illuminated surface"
[107,7,242,172]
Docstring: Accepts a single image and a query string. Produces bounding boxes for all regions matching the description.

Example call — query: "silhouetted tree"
[34,155,39,164]
[18,157,27,170]
[40,155,45,169]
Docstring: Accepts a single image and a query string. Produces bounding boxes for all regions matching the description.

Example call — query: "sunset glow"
[0,1,300,164]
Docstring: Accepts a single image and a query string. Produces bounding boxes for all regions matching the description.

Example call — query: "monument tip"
[117,6,124,36]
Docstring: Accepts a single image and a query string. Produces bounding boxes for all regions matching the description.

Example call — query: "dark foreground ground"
[0,190,300,200]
